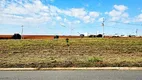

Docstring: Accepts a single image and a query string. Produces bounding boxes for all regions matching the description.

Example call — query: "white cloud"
[122,19,130,23]
[0,0,100,25]
[105,12,108,14]
[70,8,87,18]
[121,13,129,18]
[111,17,120,21]
[98,17,104,22]
[108,10,122,17]
[0,0,51,24]
[135,14,142,22]
[56,16,62,21]
[60,8,100,23]
[114,5,128,12]
[60,19,81,27]
[74,20,81,24]
[62,8,87,19]
[89,12,100,18]
[83,16,91,23]
[49,5,61,16]
[64,18,68,23]
[105,5,129,22]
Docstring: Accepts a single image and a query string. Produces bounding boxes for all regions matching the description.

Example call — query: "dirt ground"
[0,38,142,68]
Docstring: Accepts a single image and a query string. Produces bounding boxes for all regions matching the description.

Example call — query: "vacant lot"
[0,38,142,68]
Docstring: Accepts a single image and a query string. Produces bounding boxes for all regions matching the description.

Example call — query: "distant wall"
[0,35,141,39]
[0,35,81,39]
[0,35,12,39]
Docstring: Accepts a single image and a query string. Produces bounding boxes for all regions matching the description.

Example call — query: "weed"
[88,57,103,63]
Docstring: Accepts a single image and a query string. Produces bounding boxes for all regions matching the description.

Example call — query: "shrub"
[54,35,59,39]
[88,35,95,38]
[88,57,103,63]
[97,34,103,37]
[12,33,21,39]
[80,34,84,38]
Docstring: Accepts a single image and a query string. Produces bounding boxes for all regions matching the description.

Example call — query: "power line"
[107,21,142,26]
[100,18,142,36]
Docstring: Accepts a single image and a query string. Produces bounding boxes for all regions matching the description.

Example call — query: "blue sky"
[0,0,142,36]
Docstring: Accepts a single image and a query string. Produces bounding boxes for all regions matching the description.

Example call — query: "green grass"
[0,38,142,68]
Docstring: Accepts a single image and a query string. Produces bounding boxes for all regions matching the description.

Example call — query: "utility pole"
[136,29,138,37]
[102,18,105,38]
[21,25,23,39]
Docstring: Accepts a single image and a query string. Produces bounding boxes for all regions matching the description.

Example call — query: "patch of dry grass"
[0,38,142,68]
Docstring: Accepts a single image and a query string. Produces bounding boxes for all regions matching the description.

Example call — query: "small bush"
[54,35,59,39]
[80,34,84,38]
[12,33,21,39]
[97,34,103,37]
[88,35,94,38]
[88,57,103,63]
